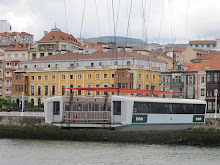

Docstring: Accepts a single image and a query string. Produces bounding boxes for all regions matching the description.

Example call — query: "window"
[113,101,121,115]
[62,45,66,49]
[40,53,44,57]
[104,74,108,79]
[62,85,65,95]
[31,76,35,80]
[32,53,36,59]
[62,75,66,80]
[127,61,131,65]
[88,74,92,79]
[96,74,100,79]
[52,75,56,80]
[45,75,49,80]
[188,76,193,84]
[138,84,142,89]
[45,86,48,95]
[111,74,115,78]
[99,62,103,66]
[153,75,156,80]
[15,54,18,59]
[201,89,205,96]
[48,45,53,49]
[146,84,149,90]
[133,102,206,114]
[52,86,56,95]
[38,86,41,95]
[48,53,52,56]
[7,54,11,59]
[40,45,45,50]
[114,62,118,65]
[70,74,74,79]
[31,86,34,96]
[201,76,205,83]
[24,65,27,69]
[78,74,82,79]
[38,76,41,80]
[96,84,100,95]
[138,73,141,79]
[53,102,60,114]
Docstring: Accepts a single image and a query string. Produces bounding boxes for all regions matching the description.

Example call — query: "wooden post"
[70,92,73,111]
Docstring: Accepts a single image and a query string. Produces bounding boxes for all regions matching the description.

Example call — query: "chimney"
[44,31,48,36]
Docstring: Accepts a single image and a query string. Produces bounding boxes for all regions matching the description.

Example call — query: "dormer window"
[50,36,54,40]
[62,36,66,40]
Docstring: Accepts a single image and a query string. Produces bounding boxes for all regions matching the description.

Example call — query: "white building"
[0,20,11,33]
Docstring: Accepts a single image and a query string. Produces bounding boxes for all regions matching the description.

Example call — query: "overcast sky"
[1,0,220,44]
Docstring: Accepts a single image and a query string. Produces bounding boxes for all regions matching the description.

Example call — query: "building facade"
[0,32,33,43]
[19,49,166,106]
[29,28,81,60]
[4,44,30,97]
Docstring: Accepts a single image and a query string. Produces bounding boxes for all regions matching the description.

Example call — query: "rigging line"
[146,0,152,50]
[79,0,86,39]
[170,0,176,43]
[158,0,164,44]
[115,0,121,30]
[184,0,189,43]
[168,0,174,45]
[63,0,68,34]
[121,0,133,87]
[111,0,119,94]
[107,0,113,41]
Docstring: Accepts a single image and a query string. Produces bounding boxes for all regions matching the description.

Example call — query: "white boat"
[44,95,206,131]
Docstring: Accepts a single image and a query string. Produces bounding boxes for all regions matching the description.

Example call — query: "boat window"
[95,104,100,111]
[73,104,76,111]
[83,103,88,111]
[133,102,206,114]
[53,101,60,114]
[64,103,70,111]
[77,104,82,111]
[113,101,121,115]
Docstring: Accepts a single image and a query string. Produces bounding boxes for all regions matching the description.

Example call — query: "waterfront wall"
[0,116,46,127]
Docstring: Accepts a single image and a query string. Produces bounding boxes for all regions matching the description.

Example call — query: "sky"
[1,0,220,44]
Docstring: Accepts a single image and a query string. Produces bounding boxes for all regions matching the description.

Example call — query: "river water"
[0,139,220,165]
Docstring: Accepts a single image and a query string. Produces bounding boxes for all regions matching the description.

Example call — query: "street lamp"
[214,89,218,118]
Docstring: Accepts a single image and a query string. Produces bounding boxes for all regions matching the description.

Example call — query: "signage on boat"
[193,115,205,122]
[132,115,148,123]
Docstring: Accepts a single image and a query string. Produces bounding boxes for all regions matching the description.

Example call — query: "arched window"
[104,85,108,95]
[62,85,65,95]
[38,99,41,108]
[70,84,73,94]
[38,86,41,95]
[31,98,34,105]
[78,85,81,95]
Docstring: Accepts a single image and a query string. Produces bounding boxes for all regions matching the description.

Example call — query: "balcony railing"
[17,64,164,72]
[63,111,110,123]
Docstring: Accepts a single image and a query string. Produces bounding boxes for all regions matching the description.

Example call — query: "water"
[0,139,220,165]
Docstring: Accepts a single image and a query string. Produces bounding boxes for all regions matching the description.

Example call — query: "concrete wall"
[0,116,47,127]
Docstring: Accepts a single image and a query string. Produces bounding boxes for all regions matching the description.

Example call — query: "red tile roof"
[189,40,216,45]
[40,30,79,44]
[28,49,166,63]
[191,50,220,61]
[199,55,220,70]
[5,44,30,51]
[0,32,33,36]
[186,63,205,71]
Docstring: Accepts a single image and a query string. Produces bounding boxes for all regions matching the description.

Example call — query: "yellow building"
[20,49,166,106]
[29,27,81,60]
